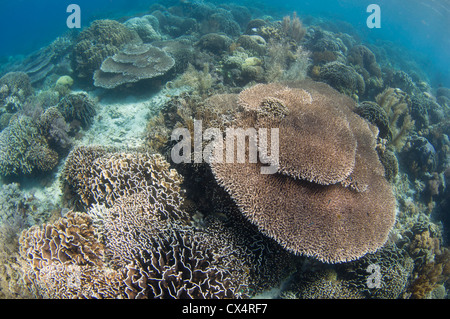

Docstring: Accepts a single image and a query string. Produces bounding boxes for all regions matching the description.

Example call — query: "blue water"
[0,0,448,86]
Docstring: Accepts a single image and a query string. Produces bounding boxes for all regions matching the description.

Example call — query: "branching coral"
[93,43,175,89]
[210,81,396,263]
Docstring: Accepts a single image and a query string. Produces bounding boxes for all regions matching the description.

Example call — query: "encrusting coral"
[210,80,396,263]
[93,43,175,89]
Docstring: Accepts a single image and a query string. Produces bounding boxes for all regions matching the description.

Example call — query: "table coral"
[210,80,396,263]
[93,43,175,89]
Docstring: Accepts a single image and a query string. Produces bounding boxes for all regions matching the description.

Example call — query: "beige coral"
[62,146,184,211]
[18,211,127,298]
[210,80,396,263]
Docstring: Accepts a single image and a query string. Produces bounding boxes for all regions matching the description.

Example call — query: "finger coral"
[210,80,396,263]
[93,43,175,89]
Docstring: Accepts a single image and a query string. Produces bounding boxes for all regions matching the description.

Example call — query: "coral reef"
[222,49,265,86]
[93,43,175,89]
[29,145,296,299]
[73,19,139,79]
[6,36,74,85]
[210,81,396,263]
[197,33,233,55]
[0,0,448,300]
[406,228,450,298]
[347,45,382,79]
[18,211,127,298]
[0,72,33,113]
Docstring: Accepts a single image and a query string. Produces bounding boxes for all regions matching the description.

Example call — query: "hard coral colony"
[0,0,449,301]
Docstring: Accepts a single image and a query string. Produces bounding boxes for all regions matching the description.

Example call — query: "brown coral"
[375,87,415,150]
[62,146,184,212]
[73,19,139,79]
[18,211,127,298]
[210,81,396,263]
[347,45,382,79]
[95,190,251,299]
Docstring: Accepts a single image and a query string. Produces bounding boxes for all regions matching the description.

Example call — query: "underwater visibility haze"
[0,0,449,300]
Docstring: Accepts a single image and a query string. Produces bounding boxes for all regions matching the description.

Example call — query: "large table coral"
[210,80,396,263]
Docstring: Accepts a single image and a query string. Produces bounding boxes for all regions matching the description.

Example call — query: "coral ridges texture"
[19,146,267,299]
